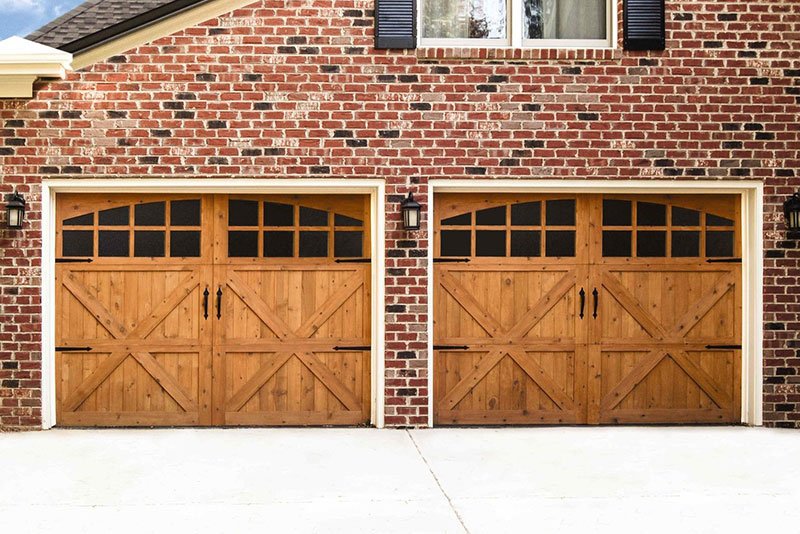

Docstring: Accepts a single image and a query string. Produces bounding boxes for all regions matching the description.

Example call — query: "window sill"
[416,47,621,62]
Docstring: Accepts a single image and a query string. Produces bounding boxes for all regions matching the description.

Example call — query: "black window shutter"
[624,0,666,51]
[375,0,417,49]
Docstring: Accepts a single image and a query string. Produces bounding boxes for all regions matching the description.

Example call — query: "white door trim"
[41,178,387,429]
[427,179,764,427]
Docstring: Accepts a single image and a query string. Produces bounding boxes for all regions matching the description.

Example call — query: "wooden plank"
[224,410,365,426]
[507,349,575,411]
[226,271,294,340]
[59,411,198,427]
[600,408,731,424]
[295,270,365,338]
[438,270,504,338]
[669,271,736,337]
[62,351,129,412]
[438,350,506,410]
[436,409,581,425]
[130,351,198,412]
[505,271,576,340]
[225,352,294,412]
[599,350,668,411]
[601,273,668,339]
[295,352,361,411]
[670,350,733,410]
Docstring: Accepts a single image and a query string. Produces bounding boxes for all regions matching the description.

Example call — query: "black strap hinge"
[333,346,371,351]
[434,258,470,263]
[706,258,742,264]
[56,258,93,264]
[335,259,371,264]
[705,344,742,350]
[56,346,93,352]
[433,345,470,351]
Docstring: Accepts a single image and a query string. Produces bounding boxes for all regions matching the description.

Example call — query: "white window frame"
[419,0,616,49]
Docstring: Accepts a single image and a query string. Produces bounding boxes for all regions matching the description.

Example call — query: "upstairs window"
[420,0,612,48]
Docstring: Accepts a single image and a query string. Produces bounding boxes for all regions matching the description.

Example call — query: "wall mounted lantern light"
[784,193,800,232]
[5,190,25,230]
[401,192,421,231]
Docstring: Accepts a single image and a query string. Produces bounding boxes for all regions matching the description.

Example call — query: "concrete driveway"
[0,427,797,533]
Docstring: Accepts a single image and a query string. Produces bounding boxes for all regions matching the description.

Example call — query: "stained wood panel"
[55,193,372,428]
[433,193,743,426]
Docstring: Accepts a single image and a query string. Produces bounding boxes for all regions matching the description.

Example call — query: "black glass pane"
[135,202,166,226]
[334,214,363,227]
[546,200,576,226]
[62,230,93,257]
[98,206,129,226]
[476,230,506,257]
[637,202,666,226]
[706,231,735,257]
[441,230,471,257]
[134,231,165,257]
[300,231,328,257]
[442,213,471,226]
[707,214,734,227]
[170,200,201,226]
[300,207,328,226]
[335,231,363,258]
[672,231,700,257]
[603,231,632,257]
[511,202,541,226]
[264,231,294,258]
[170,231,201,257]
[637,231,666,257]
[264,202,294,227]
[98,230,129,257]
[476,206,506,226]
[64,213,93,226]
[672,207,700,226]
[228,200,258,227]
[545,230,576,257]
[603,199,632,226]
[511,230,541,257]
[228,231,258,257]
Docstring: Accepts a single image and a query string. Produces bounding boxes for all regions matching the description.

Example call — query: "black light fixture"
[401,192,421,231]
[5,190,25,230]
[784,193,800,232]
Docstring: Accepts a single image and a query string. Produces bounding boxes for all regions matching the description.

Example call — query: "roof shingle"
[27,0,202,52]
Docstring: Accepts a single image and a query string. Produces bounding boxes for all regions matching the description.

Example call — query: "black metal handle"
[433,345,470,351]
[203,287,210,320]
[333,346,371,351]
[216,287,223,320]
[592,288,599,319]
[579,288,585,320]
[56,346,93,352]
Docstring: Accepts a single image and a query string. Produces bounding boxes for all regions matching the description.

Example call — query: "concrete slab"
[1,426,798,533]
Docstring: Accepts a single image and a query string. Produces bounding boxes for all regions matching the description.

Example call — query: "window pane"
[476,230,506,257]
[171,231,201,257]
[99,206,129,226]
[546,199,575,226]
[228,231,258,257]
[300,207,328,227]
[229,200,258,227]
[707,214,734,227]
[300,231,329,257]
[545,230,575,257]
[62,230,93,257]
[511,202,541,226]
[525,0,607,40]
[334,214,363,227]
[64,213,94,226]
[442,213,471,226]
[637,231,666,258]
[441,230,471,257]
[135,202,166,226]
[706,231,735,257]
[264,202,294,227]
[603,199,631,226]
[603,231,631,257]
[422,0,508,39]
[672,207,700,227]
[134,231,165,257]
[476,206,506,226]
[334,231,364,258]
[99,230,129,257]
[672,231,700,257]
[170,200,201,226]
[264,231,294,258]
[511,230,541,257]
[637,202,666,227]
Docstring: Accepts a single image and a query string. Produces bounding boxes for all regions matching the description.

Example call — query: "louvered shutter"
[375,0,417,49]
[624,0,666,51]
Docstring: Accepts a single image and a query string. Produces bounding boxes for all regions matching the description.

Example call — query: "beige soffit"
[73,0,259,70]
[0,37,73,98]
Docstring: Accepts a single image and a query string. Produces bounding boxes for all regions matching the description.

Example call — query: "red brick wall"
[0,0,798,428]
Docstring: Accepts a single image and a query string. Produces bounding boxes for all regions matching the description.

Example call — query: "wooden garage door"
[434,193,742,426]
[55,194,371,427]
